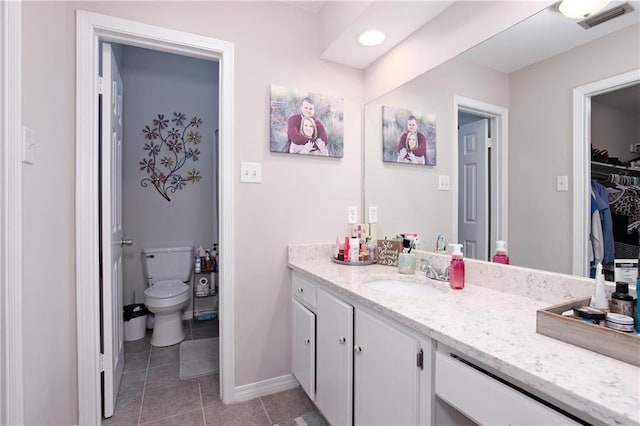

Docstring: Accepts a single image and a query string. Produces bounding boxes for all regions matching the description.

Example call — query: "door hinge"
[486,137,493,149]
[417,348,424,370]
[97,76,104,95]
[99,353,105,372]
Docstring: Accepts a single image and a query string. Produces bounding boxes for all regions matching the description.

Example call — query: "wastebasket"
[123,303,149,341]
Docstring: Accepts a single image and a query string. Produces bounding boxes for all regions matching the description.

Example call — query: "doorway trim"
[76,11,235,424]
[571,69,640,276]
[1,1,24,424]
[453,96,509,250]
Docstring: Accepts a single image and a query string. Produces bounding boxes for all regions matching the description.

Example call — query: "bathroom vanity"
[288,244,640,426]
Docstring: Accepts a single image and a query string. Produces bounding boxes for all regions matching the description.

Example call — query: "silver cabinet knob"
[304,338,310,344]
[354,345,362,353]
[338,337,346,344]
[297,288,304,293]
[120,238,133,246]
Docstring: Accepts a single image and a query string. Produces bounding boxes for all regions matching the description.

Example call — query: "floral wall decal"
[139,112,204,201]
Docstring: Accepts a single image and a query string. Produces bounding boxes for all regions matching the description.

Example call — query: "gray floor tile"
[144,363,186,391]
[275,410,328,426]
[140,408,204,426]
[119,370,146,396]
[192,326,218,340]
[149,345,180,368]
[103,392,142,426]
[198,374,221,407]
[203,399,271,426]
[260,387,316,424]
[125,335,151,354]
[124,350,149,373]
[139,382,202,424]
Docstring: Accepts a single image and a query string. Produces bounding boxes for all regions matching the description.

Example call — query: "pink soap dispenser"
[492,240,510,264]
[449,244,465,290]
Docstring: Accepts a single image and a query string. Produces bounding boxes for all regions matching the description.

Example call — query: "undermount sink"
[365,278,446,297]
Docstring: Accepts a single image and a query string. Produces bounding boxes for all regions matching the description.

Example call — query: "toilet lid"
[145,280,188,299]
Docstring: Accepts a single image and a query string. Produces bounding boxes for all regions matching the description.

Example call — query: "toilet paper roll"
[199,276,209,286]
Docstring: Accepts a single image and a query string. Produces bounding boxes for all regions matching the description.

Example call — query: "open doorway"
[453,96,509,261]
[76,11,235,424]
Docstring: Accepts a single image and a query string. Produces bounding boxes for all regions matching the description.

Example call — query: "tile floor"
[104,318,326,426]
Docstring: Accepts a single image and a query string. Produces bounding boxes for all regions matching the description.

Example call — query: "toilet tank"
[142,246,194,284]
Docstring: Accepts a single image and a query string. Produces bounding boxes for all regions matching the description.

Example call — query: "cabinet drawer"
[292,273,317,309]
[435,350,579,425]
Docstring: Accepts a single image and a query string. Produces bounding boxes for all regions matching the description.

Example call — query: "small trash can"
[123,304,149,341]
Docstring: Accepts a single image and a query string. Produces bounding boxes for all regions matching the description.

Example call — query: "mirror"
[364,3,640,275]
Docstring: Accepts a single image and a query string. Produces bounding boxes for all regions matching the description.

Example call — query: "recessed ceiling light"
[557,0,611,19]
[358,30,386,47]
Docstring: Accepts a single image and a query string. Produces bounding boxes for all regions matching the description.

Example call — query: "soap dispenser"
[589,262,609,311]
[492,240,510,264]
[449,244,465,290]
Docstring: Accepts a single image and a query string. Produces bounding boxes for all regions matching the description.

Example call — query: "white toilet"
[142,246,194,347]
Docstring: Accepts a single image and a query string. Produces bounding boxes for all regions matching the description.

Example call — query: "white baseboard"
[234,374,300,403]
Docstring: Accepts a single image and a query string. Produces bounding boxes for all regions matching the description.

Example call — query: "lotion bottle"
[492,240,510,264]
[449,244,465,290]
[589,262,609,311]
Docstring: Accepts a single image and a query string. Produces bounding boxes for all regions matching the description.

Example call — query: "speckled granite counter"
[288,243,640,426]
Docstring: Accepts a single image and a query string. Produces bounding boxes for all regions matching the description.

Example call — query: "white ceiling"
[288,0,639,72]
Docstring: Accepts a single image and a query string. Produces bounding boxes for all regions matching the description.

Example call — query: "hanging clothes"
[591,180,615,264]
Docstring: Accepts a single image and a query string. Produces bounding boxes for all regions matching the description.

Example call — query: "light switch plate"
[23,126,35,165]
[240,162,262,183]
[556,175,568,192]
[368,206,378,224]
[438,175,450,191]
[347,206,358,224]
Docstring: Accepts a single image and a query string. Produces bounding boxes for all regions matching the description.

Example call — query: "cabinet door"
[316,289,353,426]
[292,299,315,400]
[354,309,420,426]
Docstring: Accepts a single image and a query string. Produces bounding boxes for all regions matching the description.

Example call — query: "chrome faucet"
[419,259,449,282]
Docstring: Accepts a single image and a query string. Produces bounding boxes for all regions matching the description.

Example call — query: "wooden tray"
[536,297,640,366]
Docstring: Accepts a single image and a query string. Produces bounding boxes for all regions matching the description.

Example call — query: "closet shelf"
[591,161,640,176]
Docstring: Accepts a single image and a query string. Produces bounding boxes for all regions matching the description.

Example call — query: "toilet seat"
[145,280,189,299]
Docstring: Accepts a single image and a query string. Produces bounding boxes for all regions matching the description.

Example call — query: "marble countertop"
[288,244,640,426]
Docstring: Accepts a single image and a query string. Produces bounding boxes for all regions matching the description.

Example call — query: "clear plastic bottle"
[589,262,609,310]
[449,244,465,290]
[492,240,510,264]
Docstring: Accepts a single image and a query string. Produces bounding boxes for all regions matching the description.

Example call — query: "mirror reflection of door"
[458,112,490,260]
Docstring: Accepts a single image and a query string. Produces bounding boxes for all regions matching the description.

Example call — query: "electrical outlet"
[368,206,378,224]
[347,206,358,224]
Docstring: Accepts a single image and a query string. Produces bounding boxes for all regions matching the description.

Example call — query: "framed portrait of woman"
[382,106,436,166]
[270,85,344,158]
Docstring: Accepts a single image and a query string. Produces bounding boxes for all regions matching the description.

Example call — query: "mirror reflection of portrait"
[382,106,436,165]
[270,85,344,158]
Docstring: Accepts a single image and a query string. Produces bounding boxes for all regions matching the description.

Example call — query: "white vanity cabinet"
[435,345,580,425]
[291,274,317,400]
[291,272,432,426]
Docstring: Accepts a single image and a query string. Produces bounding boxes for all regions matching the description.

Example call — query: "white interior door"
[458,119,489,260]
[101,42,125,419]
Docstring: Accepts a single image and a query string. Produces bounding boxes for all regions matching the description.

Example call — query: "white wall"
[22,1,362,423]
[364,56,509,248]
[508,24,640,273]
[120,45,219,305]
[591,97,640,160]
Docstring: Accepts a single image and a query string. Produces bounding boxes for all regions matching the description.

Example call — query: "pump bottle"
[589,262,609,310]
[449,244,465,290]
[492,240,510,264]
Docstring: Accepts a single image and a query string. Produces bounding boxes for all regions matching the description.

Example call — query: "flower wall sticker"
[139,112,204,201]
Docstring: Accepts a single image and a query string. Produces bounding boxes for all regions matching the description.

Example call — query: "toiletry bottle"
[589,262,609,311]
[492,240,510,264]
[609,282,635,317]
[350,237,360,263]
[449,244,465,290]
[344,237,350,262]
[194,256,201,273]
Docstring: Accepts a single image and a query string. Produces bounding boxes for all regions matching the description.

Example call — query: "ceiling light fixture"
[358,30,386,47]
[557,0,611,19]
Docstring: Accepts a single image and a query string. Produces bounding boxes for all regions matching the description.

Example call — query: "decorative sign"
[376,240,402,266]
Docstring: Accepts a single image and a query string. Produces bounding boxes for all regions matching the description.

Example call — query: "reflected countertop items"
[287,243,640,426]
